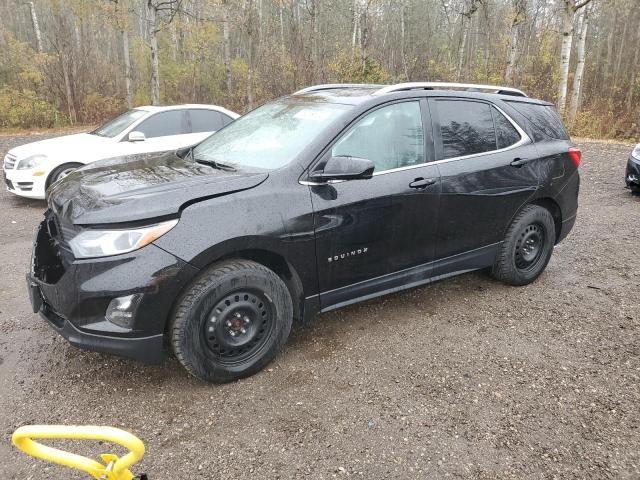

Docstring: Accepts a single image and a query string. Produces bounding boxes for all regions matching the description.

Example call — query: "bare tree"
[146,0,183,105]
[568,3,590,124]
[504,0,526,84]
[28,1,44,52]
[222,0,233,94]
[456,0,482,82]
[122,29,133,108]
[557,0,593,114]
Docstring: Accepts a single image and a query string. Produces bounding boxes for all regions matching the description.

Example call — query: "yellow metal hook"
[11,425,145,480]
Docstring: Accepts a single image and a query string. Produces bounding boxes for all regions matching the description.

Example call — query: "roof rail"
[294,83,382,95]
[373,82,527,97]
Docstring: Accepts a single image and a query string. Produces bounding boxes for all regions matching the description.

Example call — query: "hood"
[47,151,268,225]
[8,133,109,160]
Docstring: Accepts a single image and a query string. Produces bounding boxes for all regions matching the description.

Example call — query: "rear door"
[429,97,539,262]
[310,99,441,309]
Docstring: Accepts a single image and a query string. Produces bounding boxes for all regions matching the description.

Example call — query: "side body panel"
[153,171,319,315]
[498,101,580,240]
[309,163,441,309]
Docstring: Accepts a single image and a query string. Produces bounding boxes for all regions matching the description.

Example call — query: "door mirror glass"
[128,131,146,142]
[309,155,375,182]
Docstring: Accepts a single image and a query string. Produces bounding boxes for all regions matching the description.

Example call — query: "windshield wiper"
[194,157,237,172]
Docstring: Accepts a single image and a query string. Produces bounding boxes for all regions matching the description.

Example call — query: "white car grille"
[3,154,17,170]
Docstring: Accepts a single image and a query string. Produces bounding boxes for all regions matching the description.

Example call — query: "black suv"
[29,82,580,382]
[626,143,640,193]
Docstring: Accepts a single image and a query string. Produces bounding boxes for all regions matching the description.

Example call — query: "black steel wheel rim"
[203,290,274,364]
[514,222,545,270]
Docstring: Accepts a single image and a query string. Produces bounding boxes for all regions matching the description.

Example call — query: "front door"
[123,109,193,155]
[309,100,441,310]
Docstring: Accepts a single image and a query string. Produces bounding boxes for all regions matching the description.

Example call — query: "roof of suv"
[291,82,552,106]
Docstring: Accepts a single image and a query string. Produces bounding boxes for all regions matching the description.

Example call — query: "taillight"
[568,147,581,168]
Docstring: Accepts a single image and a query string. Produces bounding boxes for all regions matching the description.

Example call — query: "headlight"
[17,154,47,170]
[632,144,640,161]
[69,219,178,258]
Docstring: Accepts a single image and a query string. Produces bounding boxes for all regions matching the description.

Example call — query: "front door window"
[331,101,425,173]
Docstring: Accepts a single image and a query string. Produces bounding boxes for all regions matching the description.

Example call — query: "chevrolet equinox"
[28,82,580,383]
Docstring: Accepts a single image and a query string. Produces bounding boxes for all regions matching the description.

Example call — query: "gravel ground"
[0,135,639,479]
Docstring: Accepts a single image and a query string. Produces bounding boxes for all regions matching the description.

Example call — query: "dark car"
[28,82,580,383]
[625,143,640,193]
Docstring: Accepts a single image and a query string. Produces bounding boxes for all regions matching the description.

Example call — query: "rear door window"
[492,106,521,149]
[135,110,189,138]
[188,109,225,133]
[435,100,496,159]
[505,102,569,141]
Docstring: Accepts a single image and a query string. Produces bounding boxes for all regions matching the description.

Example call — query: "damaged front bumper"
[625,155,640,191]
[27,213,199,363]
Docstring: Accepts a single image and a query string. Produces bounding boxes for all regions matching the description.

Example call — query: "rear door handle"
[409,177,437,189]
[510,157,533,167]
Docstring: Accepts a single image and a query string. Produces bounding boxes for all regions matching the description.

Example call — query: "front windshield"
[91,109,147,138]
[192,98,351,170]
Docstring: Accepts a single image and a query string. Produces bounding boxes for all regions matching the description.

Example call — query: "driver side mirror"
[128,131,146,142]
[308,155,375,182]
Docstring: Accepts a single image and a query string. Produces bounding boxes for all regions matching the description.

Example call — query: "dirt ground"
[0,136,638,479]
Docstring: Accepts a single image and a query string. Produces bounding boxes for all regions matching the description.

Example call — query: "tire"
[47,163,83,188]
[491,205,556,286]
[170,260,293,383]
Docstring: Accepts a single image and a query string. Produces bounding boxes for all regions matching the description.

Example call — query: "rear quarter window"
[492,106,521,149]
[505,101,569,142]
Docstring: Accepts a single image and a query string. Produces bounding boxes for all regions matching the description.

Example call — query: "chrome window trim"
[299,100,530,185]
[429,101,530,166]
[374,103,529,175]
[300,179,346,186]
[372,162,432,177]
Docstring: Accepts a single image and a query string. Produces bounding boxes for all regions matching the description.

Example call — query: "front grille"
[17,181,33,191]
[3,154,17,169]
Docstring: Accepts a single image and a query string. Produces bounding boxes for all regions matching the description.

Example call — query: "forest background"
[0,0,638,139]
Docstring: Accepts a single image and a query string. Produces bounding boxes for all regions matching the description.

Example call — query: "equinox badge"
[328,248,368,263]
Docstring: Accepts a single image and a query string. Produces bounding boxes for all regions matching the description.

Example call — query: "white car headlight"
[69,219,178,258]
[17,154,47,170]
[632,144,640,161]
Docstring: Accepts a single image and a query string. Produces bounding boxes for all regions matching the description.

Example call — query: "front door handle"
[510,157,533,167]
[409,177,437,189]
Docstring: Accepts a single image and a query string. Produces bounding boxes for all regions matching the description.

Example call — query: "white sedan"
[2,104,239,200]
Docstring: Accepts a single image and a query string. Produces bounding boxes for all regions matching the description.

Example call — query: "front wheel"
[170,260,293,383]
[47,163,83,188]
[491,205,556,286]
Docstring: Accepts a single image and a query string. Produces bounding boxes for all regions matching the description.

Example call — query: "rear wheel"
[170,260,293,383]
[492,205,556,286]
